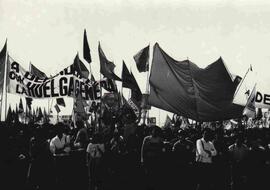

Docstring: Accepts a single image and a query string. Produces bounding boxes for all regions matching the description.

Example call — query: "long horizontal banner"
[7,57,116,100]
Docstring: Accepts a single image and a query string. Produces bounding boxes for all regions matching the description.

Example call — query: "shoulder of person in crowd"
[143,135,152,142]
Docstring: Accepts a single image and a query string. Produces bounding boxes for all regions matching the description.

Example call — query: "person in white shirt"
[49,123,71,188]
[195,128,217,190]
[49,124,71,155]
[196,130,217,163]
[86,133,105,190]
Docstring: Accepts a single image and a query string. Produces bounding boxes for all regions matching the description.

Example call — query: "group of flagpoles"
[1,35,151,125]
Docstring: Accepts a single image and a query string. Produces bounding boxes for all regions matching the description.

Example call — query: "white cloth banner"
[233,70,270,109]
[6,56,116,100]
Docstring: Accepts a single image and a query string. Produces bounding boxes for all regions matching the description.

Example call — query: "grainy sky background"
[1,0,270,124]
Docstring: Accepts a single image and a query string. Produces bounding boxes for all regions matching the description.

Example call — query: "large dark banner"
[149,43,244,121]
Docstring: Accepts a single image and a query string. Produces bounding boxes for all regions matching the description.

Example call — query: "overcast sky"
[1,0,270,124]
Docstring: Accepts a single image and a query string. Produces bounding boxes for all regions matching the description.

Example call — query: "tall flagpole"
[4,51,9,120]
[0,40,7,121]
[159,109,161,127]
[98,41,103,133]
[233,65,252,99]
[88,63,92,127]
[144,43,151,126]
[72,53,79,127]
[25,99,28,124]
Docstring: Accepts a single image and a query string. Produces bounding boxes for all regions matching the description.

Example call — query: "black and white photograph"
[1,0,270,190]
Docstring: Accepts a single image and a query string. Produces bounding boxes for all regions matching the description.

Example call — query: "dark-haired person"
[49,124,71,155]
[74,120,89,150]
[49,123,71,188]
[195,128,217,190]
[28,126,52,190]
[141,126,165,190]
[228,134,249,190]
[212,129,230,190]
[172,129,195,190]
[247,137,267,190]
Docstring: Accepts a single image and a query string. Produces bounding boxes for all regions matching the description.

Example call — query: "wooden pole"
[4,52,9,121]
[144,43,151,126]
[233,66,251,99]
[0,40,7,121]
[25,99,27,124]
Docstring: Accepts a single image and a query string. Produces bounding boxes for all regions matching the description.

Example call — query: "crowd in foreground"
[0,119,270,190]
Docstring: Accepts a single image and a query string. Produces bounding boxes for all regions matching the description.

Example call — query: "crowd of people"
[0,118,270,190]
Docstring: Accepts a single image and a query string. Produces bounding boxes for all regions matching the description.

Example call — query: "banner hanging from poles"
[6,56,116,100]
[148,43,243,122]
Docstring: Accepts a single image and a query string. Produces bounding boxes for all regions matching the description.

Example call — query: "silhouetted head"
[55,123,65,138]
[92,133,103,144]
[235,133,245,146]
[151,125,162,138]
[203,128,213,142]
[76,120,84,129]
[178,129,187,140]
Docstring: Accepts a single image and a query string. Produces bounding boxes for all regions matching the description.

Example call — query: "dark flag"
[25,97,33,110]
[29,63,47,79]
[130,71,142,103]
[0,40,7,95]
[98,42,121,81]
[14,106,19,123]
[37,107,43,121]
[56,98,66,107]
[54,104,60,113]
[122,61,135,89]
[91,74,96,82]
[133,45,150,72]
[83,29,92,63]
[6,105,12,123]
[163,115,172,129]
[256,108,263,120]
[43,107,49,123]
[73,54,89,79]
[19,98,24,113]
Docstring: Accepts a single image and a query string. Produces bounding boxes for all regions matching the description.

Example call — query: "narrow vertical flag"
[256,108,263,120]
[25,97,33,110]
[73,54,89,79]
[91,74,96,82]
[133,45,150,72]
[6,105,12,123]
[54,104,61,113]
[130,71,142,102]
[29,63,47,79]
[83,29,92,63]
[19,98,24,113]
[122,61,135,89]
[163,115,172,128]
